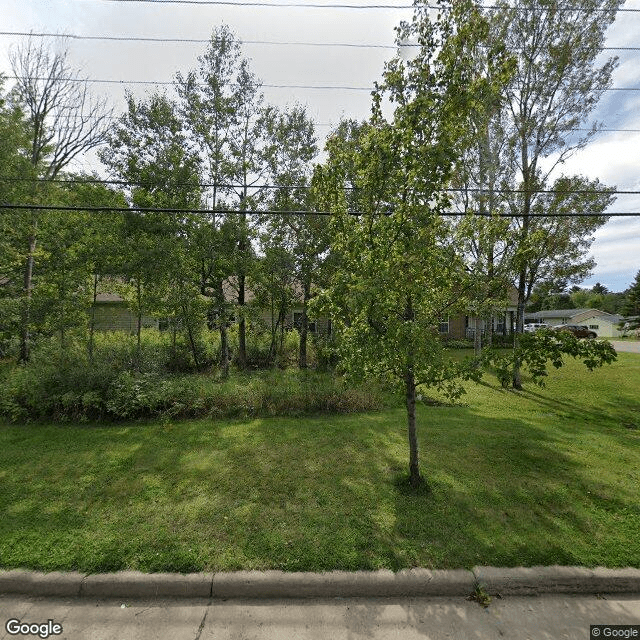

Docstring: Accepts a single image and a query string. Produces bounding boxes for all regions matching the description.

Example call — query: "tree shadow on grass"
[2,407,639,573]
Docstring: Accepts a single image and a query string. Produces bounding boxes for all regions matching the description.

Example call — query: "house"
[91,285,330,335]
[440,287,519,340]
[524,308,625,338]
[92,293,159,332]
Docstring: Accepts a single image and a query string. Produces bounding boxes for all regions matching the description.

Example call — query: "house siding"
[92,302,159,333]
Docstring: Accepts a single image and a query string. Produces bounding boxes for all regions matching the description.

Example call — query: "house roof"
[526,308,623,322]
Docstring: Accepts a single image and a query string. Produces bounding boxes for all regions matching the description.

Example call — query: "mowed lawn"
[1,353,639,573]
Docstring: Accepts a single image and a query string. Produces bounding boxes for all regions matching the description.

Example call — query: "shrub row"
[0,335,381,423]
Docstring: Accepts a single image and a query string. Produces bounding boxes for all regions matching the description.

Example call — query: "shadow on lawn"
[237,402,638,571]
[2,399,638,573]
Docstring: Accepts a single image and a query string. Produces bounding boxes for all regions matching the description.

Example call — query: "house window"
[293,312,316,334]
[589,324,599,330]
[439,317,449,334]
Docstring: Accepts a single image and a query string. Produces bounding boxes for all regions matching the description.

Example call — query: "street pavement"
[609,340,640,354]
[2,593,640,640]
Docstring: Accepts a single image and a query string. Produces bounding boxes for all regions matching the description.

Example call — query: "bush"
[442,338,474,349]
[0,336,387,422]
[311,333,340,371]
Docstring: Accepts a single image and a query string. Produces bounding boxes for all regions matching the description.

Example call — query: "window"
[439,317,449,334]
[589,324,599,330]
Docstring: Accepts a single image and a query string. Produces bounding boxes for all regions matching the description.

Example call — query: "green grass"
[1,354,639,573]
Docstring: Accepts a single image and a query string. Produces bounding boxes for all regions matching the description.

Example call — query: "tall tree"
[9,37,112,361]
[262,105,325,368]
[316,0,501,488]
[99,92,204,366]
[621,270,640,330]
[490,0,622,386]
[177,25,267,369]
[0,77,34,349]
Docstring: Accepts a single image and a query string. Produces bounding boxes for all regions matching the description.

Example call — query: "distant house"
[440,287,519,340]
[524,308,625,338]
[91,286,330,335]
[92,293,159,332]
[93,281,517,341]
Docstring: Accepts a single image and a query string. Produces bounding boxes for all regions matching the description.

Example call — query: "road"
[2,594,640,640]
[609,340,640,354]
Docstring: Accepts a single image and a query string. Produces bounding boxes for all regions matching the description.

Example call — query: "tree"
[262,105,325,368]
[9,37,112,362]
[177,25,267,369]
[0,77,35,350]
[100,91,205,367]
[315,0,501,488]
[620,270,640,330]
[488,0,622,387]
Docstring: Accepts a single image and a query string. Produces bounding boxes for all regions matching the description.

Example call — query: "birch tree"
[9,37,112,361]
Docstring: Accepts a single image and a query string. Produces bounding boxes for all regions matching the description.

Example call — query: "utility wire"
[83,0,640,11]
[1,203,638,217]
[1,175,639,196]
[1,31,638,51]
[6,75,640,92]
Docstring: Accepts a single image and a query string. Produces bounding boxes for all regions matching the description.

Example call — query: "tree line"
[0,0,631,486]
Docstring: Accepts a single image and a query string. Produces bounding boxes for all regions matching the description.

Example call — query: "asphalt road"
[2,594,640,640]
[609,340,640,354]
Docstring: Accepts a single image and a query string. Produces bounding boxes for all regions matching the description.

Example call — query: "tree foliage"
[315,0,507,488]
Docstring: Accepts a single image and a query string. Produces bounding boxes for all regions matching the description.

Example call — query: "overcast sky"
[1,0,639,293]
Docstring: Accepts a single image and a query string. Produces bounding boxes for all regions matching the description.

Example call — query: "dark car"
[552,324,597,339]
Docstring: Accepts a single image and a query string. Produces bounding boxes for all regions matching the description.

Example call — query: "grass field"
[1,353,639,573]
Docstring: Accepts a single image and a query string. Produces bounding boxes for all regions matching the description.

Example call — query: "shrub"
[311,333,340,371]
[0,337,387,422]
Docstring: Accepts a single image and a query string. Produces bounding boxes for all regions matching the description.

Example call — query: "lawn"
[1,353,639,573]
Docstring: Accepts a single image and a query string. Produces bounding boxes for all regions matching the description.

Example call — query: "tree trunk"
[220,321,229,379]
[136,279,142,369]
[238,271,247,369]
[184,313,201,370]
[236,202,248,369]
[88,274,98,362]
[512,274,527,390]
[214,279,230,378]
[404,362,422,489]
[513,137,532,390]
[403,295,424,489]
[473,315,482,357]
[19,222,37,363]
[299,281,311,369]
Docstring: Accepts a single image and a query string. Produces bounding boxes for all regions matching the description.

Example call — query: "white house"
[525,308,625,338]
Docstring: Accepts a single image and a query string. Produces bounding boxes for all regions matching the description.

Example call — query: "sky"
[1,0,639,293]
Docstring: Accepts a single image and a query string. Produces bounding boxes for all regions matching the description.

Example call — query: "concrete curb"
[0,567,639,599]
[472,566,640,596]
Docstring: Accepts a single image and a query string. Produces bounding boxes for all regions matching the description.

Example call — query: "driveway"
[608,340,640,354]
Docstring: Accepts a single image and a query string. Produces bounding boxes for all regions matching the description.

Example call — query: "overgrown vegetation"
[0,330,377,422]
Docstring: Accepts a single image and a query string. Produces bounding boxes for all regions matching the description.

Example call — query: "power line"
[5,75,375,90]
[3,174,640,195]
[82,0,640,11]
[6,75,640,92]
[1,203,639,217]
[1,31,638,51]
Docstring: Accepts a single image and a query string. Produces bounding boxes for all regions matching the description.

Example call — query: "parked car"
[552,324,597,339]
[523,322,550,333]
